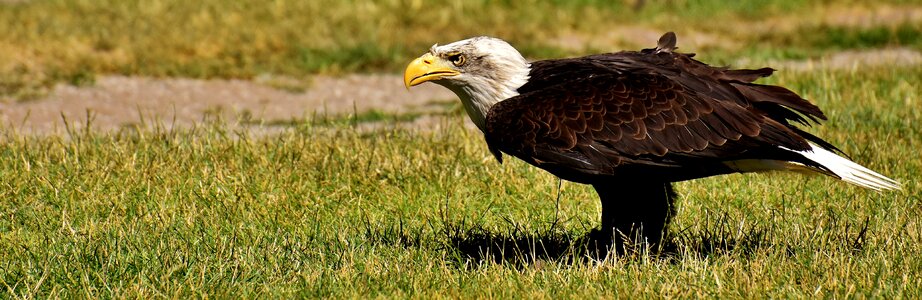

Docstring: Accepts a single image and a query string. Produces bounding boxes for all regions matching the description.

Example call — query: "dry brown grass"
[1,0,919,101]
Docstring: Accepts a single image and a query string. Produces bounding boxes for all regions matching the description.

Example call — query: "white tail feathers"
[788,143,901,191]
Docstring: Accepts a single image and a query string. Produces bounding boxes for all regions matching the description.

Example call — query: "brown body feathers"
[484,33,833,184]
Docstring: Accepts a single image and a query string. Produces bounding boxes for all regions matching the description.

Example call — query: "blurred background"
[0,0,919,132]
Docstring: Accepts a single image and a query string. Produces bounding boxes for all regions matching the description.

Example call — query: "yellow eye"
[448,53,465,66]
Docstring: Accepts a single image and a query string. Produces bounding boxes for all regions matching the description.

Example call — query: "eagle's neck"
[441,64,530,131]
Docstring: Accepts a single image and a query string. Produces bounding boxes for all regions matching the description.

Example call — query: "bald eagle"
[404,32,900,250]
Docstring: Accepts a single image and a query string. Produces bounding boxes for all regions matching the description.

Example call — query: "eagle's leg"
[592,181,676,253]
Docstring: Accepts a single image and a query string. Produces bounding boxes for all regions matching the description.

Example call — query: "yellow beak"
[403,53,460,89]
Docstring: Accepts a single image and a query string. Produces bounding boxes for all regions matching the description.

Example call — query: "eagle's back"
[484,37,838,182]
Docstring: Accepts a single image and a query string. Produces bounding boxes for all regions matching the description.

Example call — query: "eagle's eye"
[448,53,465,67]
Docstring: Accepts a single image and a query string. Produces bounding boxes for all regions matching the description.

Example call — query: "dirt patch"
[0,74,455,134]
[552,27,737,53]
[737,48,922,71]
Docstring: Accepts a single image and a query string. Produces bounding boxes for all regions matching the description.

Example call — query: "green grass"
[1,0,921,297]
[1,67,920,298]
[1,0,920,99]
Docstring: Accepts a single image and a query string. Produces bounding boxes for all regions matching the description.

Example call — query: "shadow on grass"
[431,216,773,266]
[360,210,870,268]
[436,212,871,266]
[439,222,597,266]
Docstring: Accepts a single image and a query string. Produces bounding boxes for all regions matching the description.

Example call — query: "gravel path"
[0,74,454,134]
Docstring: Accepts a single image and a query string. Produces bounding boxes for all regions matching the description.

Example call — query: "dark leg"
[592,181,676,253]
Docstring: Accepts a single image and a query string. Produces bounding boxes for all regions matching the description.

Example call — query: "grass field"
[1,0,921,298]
[2,67,919,298]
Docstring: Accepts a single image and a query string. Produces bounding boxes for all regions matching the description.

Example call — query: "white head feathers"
[428,37,530,130]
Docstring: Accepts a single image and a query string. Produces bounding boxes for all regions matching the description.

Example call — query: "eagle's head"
[404,36,530,131]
